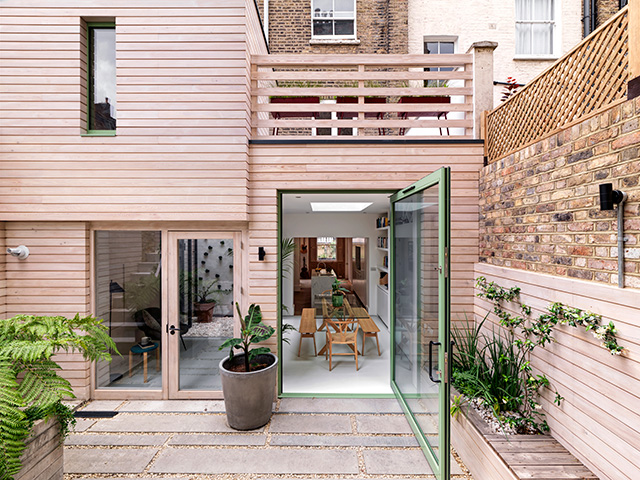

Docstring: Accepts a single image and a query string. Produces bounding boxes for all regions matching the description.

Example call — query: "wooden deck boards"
[464,406,598,480]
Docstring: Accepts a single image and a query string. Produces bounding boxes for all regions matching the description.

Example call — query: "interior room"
[281,192,394,395]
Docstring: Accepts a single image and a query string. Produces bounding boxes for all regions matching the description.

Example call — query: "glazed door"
[390,167,451,479]
[167,232,241,399]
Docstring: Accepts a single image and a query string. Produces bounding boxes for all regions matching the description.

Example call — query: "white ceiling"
[282,192,392,214]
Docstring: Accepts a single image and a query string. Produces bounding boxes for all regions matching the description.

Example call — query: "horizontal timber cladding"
[248,142,484,334]
[0,0,268,222]
[474,263,640,480]
[3,222,92,399]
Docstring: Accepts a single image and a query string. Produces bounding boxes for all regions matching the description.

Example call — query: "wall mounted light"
[258,247,266,261]
[599,183,628,288]
[6,245,29,260]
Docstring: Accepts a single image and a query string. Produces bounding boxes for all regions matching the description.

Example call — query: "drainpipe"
[583,0,597,36]
[599,183,628,288]
[616,192,628,288]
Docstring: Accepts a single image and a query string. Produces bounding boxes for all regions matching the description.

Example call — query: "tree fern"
[0,314,116,479]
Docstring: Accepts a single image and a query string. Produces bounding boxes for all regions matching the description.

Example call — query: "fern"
[0,314,116,479]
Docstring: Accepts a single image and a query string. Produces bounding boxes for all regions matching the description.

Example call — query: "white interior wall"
[282,213,381,314]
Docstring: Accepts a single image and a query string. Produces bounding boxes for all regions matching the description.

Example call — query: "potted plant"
[331,277,349,307]
[0,314,116,479]
[218,303,277,430]
[193,277,219,323]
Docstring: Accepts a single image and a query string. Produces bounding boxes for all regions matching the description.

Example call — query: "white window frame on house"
[515,0,560,59]
[311,0,357,40]
[423,36,457,87]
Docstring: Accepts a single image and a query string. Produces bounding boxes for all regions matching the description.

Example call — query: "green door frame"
[276,189,396,399]
[389,167,451,479]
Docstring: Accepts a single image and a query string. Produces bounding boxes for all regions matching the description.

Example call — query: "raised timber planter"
[451,403,597,480]
[15,418,63,480]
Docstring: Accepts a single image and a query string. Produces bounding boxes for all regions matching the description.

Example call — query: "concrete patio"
[64,398,472,479]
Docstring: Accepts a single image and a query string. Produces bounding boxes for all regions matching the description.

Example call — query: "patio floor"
[64,398,473,479]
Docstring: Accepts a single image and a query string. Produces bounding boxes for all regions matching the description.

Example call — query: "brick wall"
[479,97,640,288]
[266,0,407,54]
[596,0,622,27]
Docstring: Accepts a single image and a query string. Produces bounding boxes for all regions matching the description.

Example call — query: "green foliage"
[0,314,116,479]
[331,278,349,295]
[219,303,275,373]
[281,237,296,280]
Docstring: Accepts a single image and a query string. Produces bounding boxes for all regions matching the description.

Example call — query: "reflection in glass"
[177,239,234,391]
[393,187,441,460]
[90,27,116,130]
[95,231,161,389]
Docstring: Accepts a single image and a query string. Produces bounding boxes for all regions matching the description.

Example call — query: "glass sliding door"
[94,231,162,390]
[168,232,240,398]
[390,167,451,479]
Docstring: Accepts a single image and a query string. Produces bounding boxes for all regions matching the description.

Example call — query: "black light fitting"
[258,247,266,261]
[599,183,626,210]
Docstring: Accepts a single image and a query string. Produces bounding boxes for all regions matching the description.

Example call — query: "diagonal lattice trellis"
[486,8,629,163]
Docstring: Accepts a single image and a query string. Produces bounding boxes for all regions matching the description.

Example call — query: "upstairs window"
[424,39,455,87]
[312,0,356,38]
[515,0,556,57]
[88,24,116,131]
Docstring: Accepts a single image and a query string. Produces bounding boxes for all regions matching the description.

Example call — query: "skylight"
[310,202,373,212]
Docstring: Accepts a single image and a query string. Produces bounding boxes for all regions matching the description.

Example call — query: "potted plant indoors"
[218,303,277,430]
[331,277,349,307]
[0,314,116,479]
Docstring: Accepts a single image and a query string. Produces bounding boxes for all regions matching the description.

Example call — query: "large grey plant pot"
[219,353,278,430]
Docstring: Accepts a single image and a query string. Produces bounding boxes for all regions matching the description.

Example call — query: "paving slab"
[89,413,262,433]
[64,448,158,474]
[119,400,226,413]
[356,414,414,434]
[169,434,266,446]
[270,434,419,447]
[150,447,360,474]
[66,433,169,446]
[363,448,464,475]
[269,414,352,434]
[278,397,402,413]
[78,400,124,412]
[72,418,97,433]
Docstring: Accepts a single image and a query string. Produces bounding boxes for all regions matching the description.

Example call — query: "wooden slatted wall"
[474,263,640,480]
[0,0,259,222]
[3,222,92,399]
[0,223,5,320]
[248,142,484,342]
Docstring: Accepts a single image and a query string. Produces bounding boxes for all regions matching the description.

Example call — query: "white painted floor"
[282,314,393,395]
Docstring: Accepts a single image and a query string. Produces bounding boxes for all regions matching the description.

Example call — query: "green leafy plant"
[331,278,349,307]
[219,303,275,373]
[0,314,117,478]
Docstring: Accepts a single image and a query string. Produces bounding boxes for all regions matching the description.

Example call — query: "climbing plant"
[0,314,116,479]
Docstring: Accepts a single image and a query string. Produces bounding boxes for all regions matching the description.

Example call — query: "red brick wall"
[265,0,407,54]
[479,97,640,288]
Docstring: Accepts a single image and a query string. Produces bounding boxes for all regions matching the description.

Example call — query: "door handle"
[166,325,179,335]
[428,340,441,383]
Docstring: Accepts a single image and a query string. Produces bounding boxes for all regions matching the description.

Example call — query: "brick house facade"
[256,0,408,54]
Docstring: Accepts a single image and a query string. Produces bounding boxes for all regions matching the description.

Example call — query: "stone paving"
[64,398,473,480]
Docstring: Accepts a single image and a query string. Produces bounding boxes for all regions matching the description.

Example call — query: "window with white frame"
[312,0,356,38]
[424,39,455,87]
[317,237,337,261]
[515,0,556,56]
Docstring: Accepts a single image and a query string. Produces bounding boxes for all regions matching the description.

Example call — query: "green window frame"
[85,22,116,136]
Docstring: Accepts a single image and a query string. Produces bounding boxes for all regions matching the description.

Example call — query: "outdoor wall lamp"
[6,245,29,260]
[258,247,266,261]
[599,183,628,288]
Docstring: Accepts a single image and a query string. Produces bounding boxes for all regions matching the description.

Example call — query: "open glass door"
[390,167,451,479]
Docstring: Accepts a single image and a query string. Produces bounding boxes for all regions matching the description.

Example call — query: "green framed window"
[87,23,116,133]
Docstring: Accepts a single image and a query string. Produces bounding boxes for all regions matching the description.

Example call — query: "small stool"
[129,342,160,383]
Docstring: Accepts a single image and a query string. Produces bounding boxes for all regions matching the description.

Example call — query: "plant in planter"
[331,277,349,307]
[193,278,220,323]
[0,314,116,478]
[218,303,277,430]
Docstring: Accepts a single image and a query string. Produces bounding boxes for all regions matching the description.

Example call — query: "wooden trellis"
[486,7,629,163]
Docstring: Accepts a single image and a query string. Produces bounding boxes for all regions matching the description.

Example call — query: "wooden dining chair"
[325,316,360,371]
